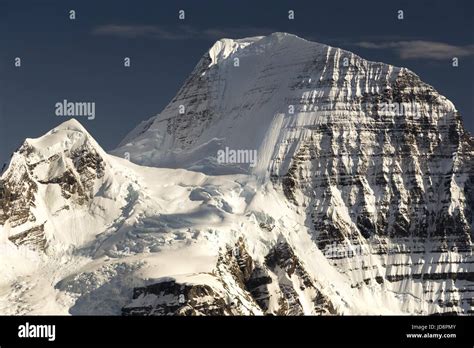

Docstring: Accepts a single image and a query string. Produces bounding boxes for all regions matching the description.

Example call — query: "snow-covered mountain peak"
[52,118,87,132]
[207,32,324,67]
[113,32,404,173]
[258,31,312,46]
[0,118,125,252]
[109,33,473,315]
[1,33,472,316]
[20,118,107,166]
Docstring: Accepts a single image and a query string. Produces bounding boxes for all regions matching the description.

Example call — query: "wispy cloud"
[91,24,277,40]
[354,40,474,60]
[91,25,194,39]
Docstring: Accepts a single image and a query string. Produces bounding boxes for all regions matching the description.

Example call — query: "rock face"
[122,238,337,316]
[115,33,473,315]
[123,280,235,316]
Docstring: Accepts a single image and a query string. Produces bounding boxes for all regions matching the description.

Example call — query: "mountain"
[1,33,473,315]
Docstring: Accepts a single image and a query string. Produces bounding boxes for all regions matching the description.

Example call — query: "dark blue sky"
[1,0,473,167]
